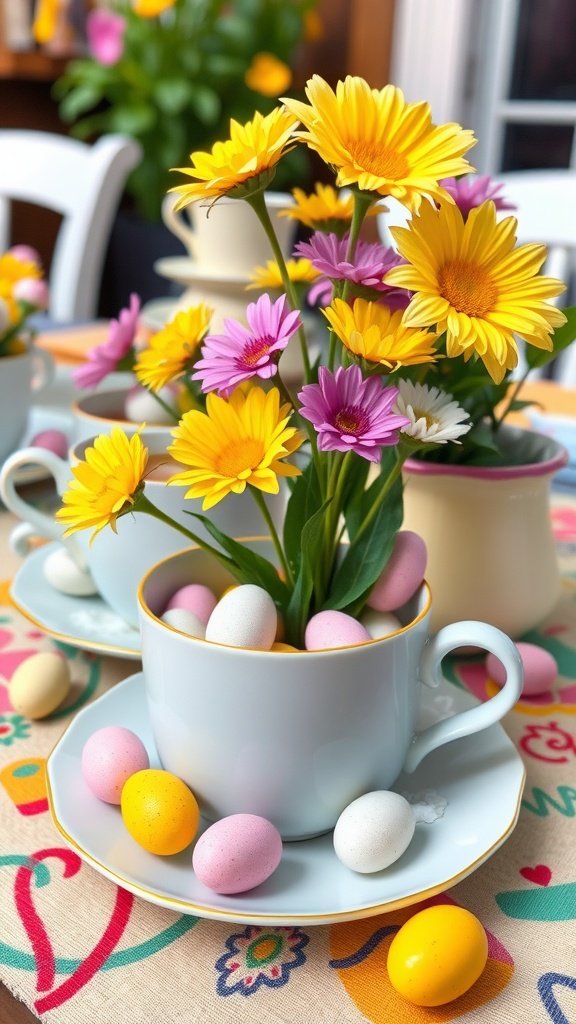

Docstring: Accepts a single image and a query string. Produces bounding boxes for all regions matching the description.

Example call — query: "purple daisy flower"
[193,293,301,396]
[296,232,411,310]
[440,175,517,220]
[298,364,410,462]
[73,293,140,389]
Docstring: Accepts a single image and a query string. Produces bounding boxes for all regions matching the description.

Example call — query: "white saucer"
[154,256,253,287]
[47,672,525,926]
[11,542,141,659]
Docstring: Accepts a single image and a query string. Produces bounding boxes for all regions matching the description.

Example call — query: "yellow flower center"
[216,437,264,478]
[437,260,498,316]
[348,140,409,180]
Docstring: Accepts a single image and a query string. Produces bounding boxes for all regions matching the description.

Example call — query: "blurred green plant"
[54,0,319,222]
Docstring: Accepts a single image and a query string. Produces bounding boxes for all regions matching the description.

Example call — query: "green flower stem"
[353,453,405,544]
[341,191,376,306]
[493,371,528,428]
[245,191,311,380]
[250,487,292,586]
[132,493,236,575]
[146,387,180,422]
[316,451,346,601]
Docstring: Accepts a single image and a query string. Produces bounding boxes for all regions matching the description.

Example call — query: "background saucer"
[154,256,253,287]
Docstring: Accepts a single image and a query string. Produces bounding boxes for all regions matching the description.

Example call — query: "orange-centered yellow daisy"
[280,184,380,230]
[245,52,292,97]
[167,386,303,509]
[56,428,148,540]
[170,107,298,210]
[385,200,567,383]
[135,304,212,392]
[323,298,438,371]
[282,76,476,211]
[247,258,320,290]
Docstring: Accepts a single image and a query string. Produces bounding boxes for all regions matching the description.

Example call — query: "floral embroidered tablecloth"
[1,495,576,1024]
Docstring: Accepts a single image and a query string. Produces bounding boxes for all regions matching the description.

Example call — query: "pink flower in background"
[73,293,140,389]
[13,277,49,310]
[8,245,41,267]
[439,175,516,220]
[296,232,411,309]
[87,8,127,66]
[193,293,301,396]
[298,364,409,462]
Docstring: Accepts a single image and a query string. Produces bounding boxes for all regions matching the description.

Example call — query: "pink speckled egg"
[164,583,217,625]
[192,814,283,894]
[486,642,557,697]
[305,610,371,650]
[367,531,427,613]
[82,726,150,804]
[30,429,68,459]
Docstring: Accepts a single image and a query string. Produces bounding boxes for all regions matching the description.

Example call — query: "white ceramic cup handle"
[30,346,55,396]
[161,194,197,258]
[0,446,87,569]
[403,620,523,773]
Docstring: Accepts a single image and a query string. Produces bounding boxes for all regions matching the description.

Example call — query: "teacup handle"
[30,346,55,396]
[403,620,523,773]
[0,446,87,569]
[161,194,198,259]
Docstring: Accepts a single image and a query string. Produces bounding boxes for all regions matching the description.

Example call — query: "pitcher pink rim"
[404,443,569,480]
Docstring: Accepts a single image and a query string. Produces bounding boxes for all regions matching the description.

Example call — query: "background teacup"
[0,436,286,627]
[72,387,176,444]
[161,191,297,278]
[0,346,55,466]
[138,541,523,840]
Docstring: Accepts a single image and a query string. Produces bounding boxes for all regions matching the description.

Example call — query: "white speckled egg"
[164,583,217,624]
[192,813,283,893]
[360,608,402,640]
[82,726,150,803]
[8,652,71,720]
[124,384,177,424]
[333,790,416,873]
[305,610,371,650]
[367,531,427,612]
[161,607,206,639]
[205,584,277,649]
[43,546,98,596]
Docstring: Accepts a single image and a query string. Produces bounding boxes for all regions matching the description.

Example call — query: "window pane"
[501,123,574,171]
[511,0,576,101]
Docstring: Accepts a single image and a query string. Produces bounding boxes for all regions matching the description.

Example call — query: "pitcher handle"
[161,194,197,259]
[403,620,523,773]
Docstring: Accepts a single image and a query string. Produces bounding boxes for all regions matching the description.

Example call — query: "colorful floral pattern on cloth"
[1,494,576,1023]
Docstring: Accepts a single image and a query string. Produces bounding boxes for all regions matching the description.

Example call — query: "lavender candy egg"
[486,642,557,697]
[82,726,150,804]
[30,429,69,459]
[164,583,217,625]
[305,610,371,650]
[367,531,427,613]
[193,814,283,894]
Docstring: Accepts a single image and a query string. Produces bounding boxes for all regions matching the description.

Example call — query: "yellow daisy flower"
[280,184,380,230]
[282,76,476,211]
[0,253,41,323]
[135,304,212,392]
[56,428,148,540]
[132,0,175,16]
[385,200,567,383]
[323,298,438,371]
[168,386,303,510]
[247,258,320,290]
[170,107,298,210]
[245,53,292,98]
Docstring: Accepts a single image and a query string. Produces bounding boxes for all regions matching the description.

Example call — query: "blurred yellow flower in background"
[132,0,176,16]
[280,183,381,232]
[245,53,292,97]
[248,258,319,290]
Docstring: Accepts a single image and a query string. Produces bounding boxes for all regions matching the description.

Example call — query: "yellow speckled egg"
[120,769,200,855]
[387,905,488,1006]
[8,652,71,720]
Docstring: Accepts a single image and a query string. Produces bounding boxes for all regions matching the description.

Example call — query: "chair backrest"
[0,130,142,322]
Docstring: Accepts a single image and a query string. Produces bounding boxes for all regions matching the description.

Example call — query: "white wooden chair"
[0,130,142,322]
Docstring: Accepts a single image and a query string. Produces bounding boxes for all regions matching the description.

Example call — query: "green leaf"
[526,305,576,370]
[108,103,157,135]
[282,458,323,574]
[188,84,222,124]
[58,85,104,122]
[153,78,194,115]
[284,499,332,647]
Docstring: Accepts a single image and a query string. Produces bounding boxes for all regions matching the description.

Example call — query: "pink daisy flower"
[87,8,127,66]
[298,364,410,462]
[439,175,516,220]
[73,293,141,389]
[295,232,411,310]
[193,293,301,396]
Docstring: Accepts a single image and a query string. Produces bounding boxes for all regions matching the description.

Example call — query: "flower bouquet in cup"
[55,75,569,650]
[0,246,49,357]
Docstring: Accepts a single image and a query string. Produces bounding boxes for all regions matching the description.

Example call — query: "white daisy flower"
[394,380,471,444]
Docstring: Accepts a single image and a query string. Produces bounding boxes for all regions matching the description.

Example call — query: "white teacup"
[161,192,297,277]
[138,541,523,840]
[72,388,176,444]
[0,436,286,627]
[0,347,55,466]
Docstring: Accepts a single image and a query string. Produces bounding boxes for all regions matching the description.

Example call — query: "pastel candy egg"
[43,546,98,596]
[333,791,415,873]
[121,769,200,855]
[205,584,277,649]
[367,531,427,612]
[360,608,402,640]
[8,652,71,720]
[486,642,557,697]
[161,607,206,639]
[124,384,176,424]
[30,429,68,458]
[164,583,217,624]
[305,610,371,650]
[192,813,282,894]
[387,905,488,1006]
[82,726,150,804]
